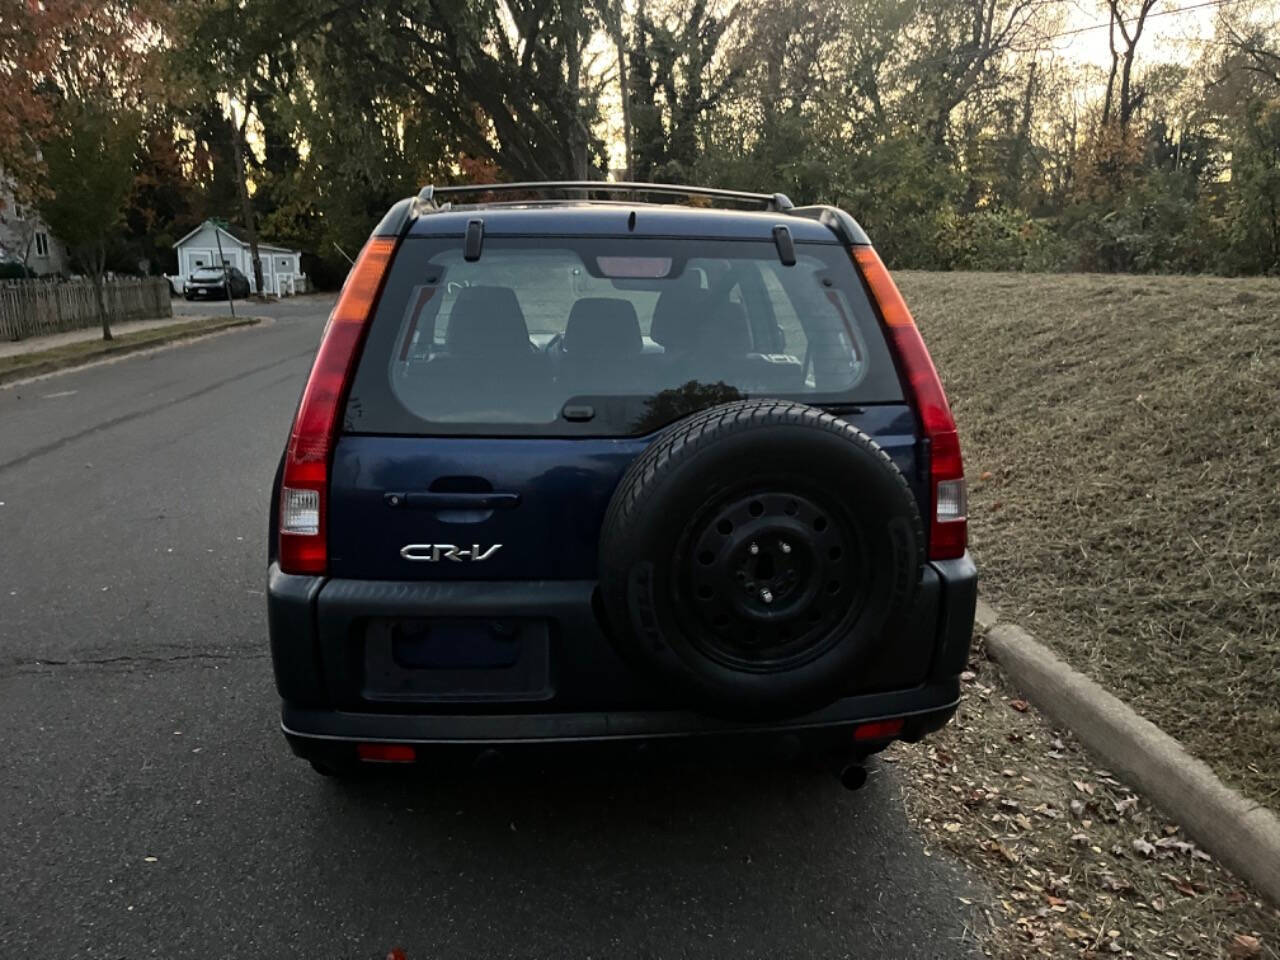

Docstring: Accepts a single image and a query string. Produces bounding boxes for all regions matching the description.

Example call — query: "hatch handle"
[384,491,521,510]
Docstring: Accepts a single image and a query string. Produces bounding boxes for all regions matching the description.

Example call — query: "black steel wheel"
[678,490,866,672]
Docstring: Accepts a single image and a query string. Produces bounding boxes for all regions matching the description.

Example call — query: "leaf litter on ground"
[889,634,1280,959]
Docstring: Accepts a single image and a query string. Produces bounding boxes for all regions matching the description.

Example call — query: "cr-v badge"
[400,543,503,562]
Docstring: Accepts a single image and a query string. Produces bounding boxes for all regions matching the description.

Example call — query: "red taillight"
[852,246,967,560]
[278,235,396,575]
[356,743,416,764]
[853,718,905,742]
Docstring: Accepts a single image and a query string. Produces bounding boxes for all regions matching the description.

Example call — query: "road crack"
[1,650,268,676]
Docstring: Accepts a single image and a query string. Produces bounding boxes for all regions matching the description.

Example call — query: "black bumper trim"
[281,678,960,746]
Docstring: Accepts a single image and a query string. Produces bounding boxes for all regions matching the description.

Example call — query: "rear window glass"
[345,236,902,437]
[191,268,224,279]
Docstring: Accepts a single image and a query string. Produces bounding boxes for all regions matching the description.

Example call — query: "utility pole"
[212,218,236,319]
[229,105,264,296]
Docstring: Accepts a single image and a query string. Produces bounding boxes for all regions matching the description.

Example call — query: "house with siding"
[0,176,70,276]
[172,220,306,294]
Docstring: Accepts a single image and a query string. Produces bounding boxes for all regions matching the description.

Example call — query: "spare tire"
[599,399,924,718]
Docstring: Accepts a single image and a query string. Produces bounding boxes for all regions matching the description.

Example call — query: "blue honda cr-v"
[267,182,976,782]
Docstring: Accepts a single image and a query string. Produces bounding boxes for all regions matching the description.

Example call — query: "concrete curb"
[0,317,261,387]
[976,600,1280,905]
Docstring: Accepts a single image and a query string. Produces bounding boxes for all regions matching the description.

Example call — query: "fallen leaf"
[1010,699,1030,713]
[1154,837,1196,855]
[1132,839,1156,858]
[993,842,1019,864]
[387,949,409,960]
[1100,874,1133,893]
[1228,934,1262,959]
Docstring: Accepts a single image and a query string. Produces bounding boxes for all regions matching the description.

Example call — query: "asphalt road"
[0,299,980,959]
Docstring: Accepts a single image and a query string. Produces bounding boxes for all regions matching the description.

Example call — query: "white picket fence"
[0,277,172,342]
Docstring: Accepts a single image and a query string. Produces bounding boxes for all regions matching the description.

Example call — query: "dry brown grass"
[898,271,1280,809]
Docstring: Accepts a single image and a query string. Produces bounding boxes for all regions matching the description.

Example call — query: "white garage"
[173,220,307,295]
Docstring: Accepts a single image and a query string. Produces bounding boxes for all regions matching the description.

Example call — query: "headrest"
[695,301,752,355]
[563,298,643,357]
[446,286,531,356]
[650,272,709,350]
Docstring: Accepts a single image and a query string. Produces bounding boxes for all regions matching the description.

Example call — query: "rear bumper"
[281,678,960,748]
[268,553,977,753]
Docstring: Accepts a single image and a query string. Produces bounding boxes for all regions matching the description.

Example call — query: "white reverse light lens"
[935,479,967,523]
[281,487,320,535]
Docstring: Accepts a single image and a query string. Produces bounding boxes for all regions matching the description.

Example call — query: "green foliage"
[37,97,141,337]
[21,0,1280,283]
[1221,98,1280,274]
[941,210,1073,272]
[38,101,141,273]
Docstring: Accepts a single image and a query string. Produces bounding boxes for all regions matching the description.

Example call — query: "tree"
[308,0,607,180]
[171,0,297,295]
[40,102,141,339]
[1101,0,1161,131]
[0,0,62,213]
[27,0,162,338]
[601,0,634,178]
[123,121,204,276]
[630,0,741,181]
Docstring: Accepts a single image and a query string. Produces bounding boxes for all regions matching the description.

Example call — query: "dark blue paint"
[326,404,922,581]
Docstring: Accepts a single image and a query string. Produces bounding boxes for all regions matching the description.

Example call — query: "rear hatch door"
[328,230,918,583]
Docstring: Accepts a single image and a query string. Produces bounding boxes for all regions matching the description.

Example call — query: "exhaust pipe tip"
[838,763,868,791]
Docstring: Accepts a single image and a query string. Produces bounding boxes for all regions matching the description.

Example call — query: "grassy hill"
[899,270,1280,809]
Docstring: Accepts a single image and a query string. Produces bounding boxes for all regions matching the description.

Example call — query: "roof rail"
[415,181,795,213]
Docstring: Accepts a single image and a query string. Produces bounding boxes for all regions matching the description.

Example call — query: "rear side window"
[345,236,902,437]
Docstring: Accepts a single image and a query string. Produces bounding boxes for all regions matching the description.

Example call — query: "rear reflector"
[278,235,397,575]
[357,743,416,764]
[851,246,967,560]
[853,718,905,742]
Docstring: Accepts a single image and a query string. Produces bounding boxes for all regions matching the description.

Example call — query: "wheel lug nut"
[779,541,791,554]
[760,588,773,604]
[749,542,759,555]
